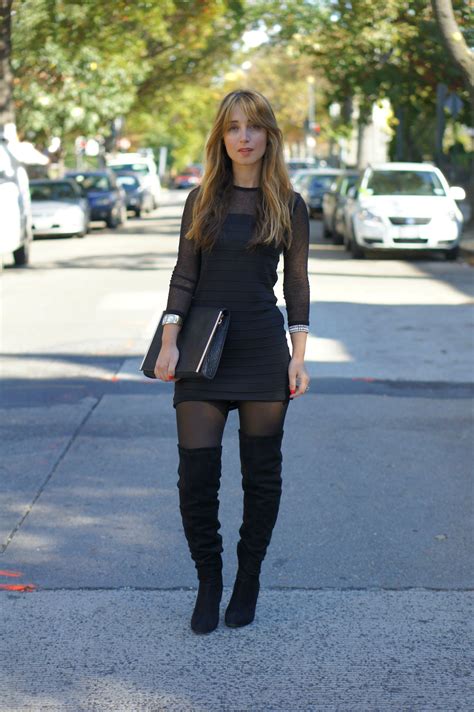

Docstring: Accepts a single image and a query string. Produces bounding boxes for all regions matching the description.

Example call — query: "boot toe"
[190,580,223,634]
[225,578,260,628]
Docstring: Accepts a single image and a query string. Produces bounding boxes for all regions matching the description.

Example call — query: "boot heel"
[225,576,260,628]
[191,578,223,634]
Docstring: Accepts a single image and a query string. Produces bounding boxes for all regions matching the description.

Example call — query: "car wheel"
[445,245,459,261]
[135,208,142,218]
[323,222,332,239]
[106,213,119,229]
[350,222,365,259]
[332,229,343,245]
[342,223,351,250]
[13,242,30,266]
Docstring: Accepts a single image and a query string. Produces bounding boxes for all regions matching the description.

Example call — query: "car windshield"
[31,182,79,201]
[116,175,140,190]
[292,172,313,190]
[71,174,111,192]
[365,170,446,196]
[110,163,149,176]
[308,175,336,191]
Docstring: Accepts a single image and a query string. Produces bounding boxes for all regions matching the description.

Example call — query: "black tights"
[176,400,289,449]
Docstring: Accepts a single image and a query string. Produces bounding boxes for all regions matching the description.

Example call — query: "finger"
[155,360,171,382]
[288,371,297,397]
[293,376,310,398]
[167,354,179,381]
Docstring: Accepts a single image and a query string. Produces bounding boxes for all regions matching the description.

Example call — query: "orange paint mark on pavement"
[0,583,36,592]
[0,570,23,577]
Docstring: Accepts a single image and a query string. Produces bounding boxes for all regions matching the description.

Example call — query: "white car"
[0,140,32,266]
[107,152,161,208]
[342,162,465,259]
[30,179,89,238]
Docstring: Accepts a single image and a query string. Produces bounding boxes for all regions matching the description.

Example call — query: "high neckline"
[233,185,260,191]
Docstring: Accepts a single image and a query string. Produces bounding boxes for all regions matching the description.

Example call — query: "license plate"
[397,227,419,239]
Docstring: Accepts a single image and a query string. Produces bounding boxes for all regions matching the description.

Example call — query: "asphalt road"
[1,190,473,711]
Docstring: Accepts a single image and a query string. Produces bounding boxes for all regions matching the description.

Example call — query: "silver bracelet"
[161,313,183,327]
[288,324,309,333]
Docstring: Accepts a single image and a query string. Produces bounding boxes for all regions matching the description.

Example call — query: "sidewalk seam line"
[0,395,103,554]
[16,586,474,592]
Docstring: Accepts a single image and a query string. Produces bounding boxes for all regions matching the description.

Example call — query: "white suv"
[0,140,32,266]
[107,152,161,208]
[343,162,465,259]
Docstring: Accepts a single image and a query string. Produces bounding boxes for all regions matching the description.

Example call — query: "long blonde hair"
[186,90,295,251]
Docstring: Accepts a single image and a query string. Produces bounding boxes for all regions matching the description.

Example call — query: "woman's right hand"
[154,344,180,381]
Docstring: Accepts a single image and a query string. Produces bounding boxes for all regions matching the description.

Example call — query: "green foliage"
[251,0,472,148]
[11,0,245,159]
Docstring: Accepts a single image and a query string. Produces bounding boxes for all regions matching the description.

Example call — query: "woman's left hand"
[288,357,310,399]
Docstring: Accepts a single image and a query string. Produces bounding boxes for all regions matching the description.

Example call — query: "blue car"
[299,169,343,218]
[66,170,127,228]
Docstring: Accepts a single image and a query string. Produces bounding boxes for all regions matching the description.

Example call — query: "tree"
[251,0,471,161]
[431,0,474,115]
[0,0,14,129]
[9,0,245,155]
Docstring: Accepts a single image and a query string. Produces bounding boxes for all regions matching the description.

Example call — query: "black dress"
[165,185,310,410]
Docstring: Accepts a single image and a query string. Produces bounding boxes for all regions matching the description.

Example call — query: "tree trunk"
[0,0,14,129]
[432,0,474,226]
[431,0,474,102]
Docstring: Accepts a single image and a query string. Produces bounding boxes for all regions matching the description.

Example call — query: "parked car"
[115,172,154,217]
[66,170,127,228]
[286,159,317,178]
[297,168,344,218]
[173,166,202,189]
[0,139,32,266]
[341,162,465,259]
[30,179,89,238]
[322,171,360,243]
[107,152,161,208]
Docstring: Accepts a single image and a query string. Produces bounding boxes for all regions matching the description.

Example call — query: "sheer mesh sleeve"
[164,188,201,319]
[283,193,310,327]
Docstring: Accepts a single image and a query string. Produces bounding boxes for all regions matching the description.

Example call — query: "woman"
[155,89,310,634]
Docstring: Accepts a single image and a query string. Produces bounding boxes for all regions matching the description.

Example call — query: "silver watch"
[161,313,183,326]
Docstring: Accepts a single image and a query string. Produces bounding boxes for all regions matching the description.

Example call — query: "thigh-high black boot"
[225,430,283,628]
[177,444,223,634]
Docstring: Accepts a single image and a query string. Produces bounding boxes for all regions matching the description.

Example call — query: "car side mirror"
[449,186,466,201]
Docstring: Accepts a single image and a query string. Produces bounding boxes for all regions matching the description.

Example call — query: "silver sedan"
[30,179,89,238]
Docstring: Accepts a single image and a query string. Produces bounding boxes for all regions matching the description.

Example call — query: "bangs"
[221,93,275,132]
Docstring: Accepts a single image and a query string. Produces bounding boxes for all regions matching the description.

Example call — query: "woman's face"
[223,105,267,168]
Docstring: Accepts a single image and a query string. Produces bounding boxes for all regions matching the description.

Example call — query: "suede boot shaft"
[177,444,223,582]
[236,430,284,579]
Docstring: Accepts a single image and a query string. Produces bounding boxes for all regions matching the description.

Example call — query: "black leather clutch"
[140,305,230,380]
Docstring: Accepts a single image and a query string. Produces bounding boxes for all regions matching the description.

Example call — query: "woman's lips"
[238,148,253,153]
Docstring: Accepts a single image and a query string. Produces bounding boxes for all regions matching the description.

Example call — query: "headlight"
[357,208,383,224]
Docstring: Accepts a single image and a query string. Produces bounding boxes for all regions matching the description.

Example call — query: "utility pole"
[306,76,316,160]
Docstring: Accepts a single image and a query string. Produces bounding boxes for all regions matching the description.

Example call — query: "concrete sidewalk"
[1,589,472,711]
